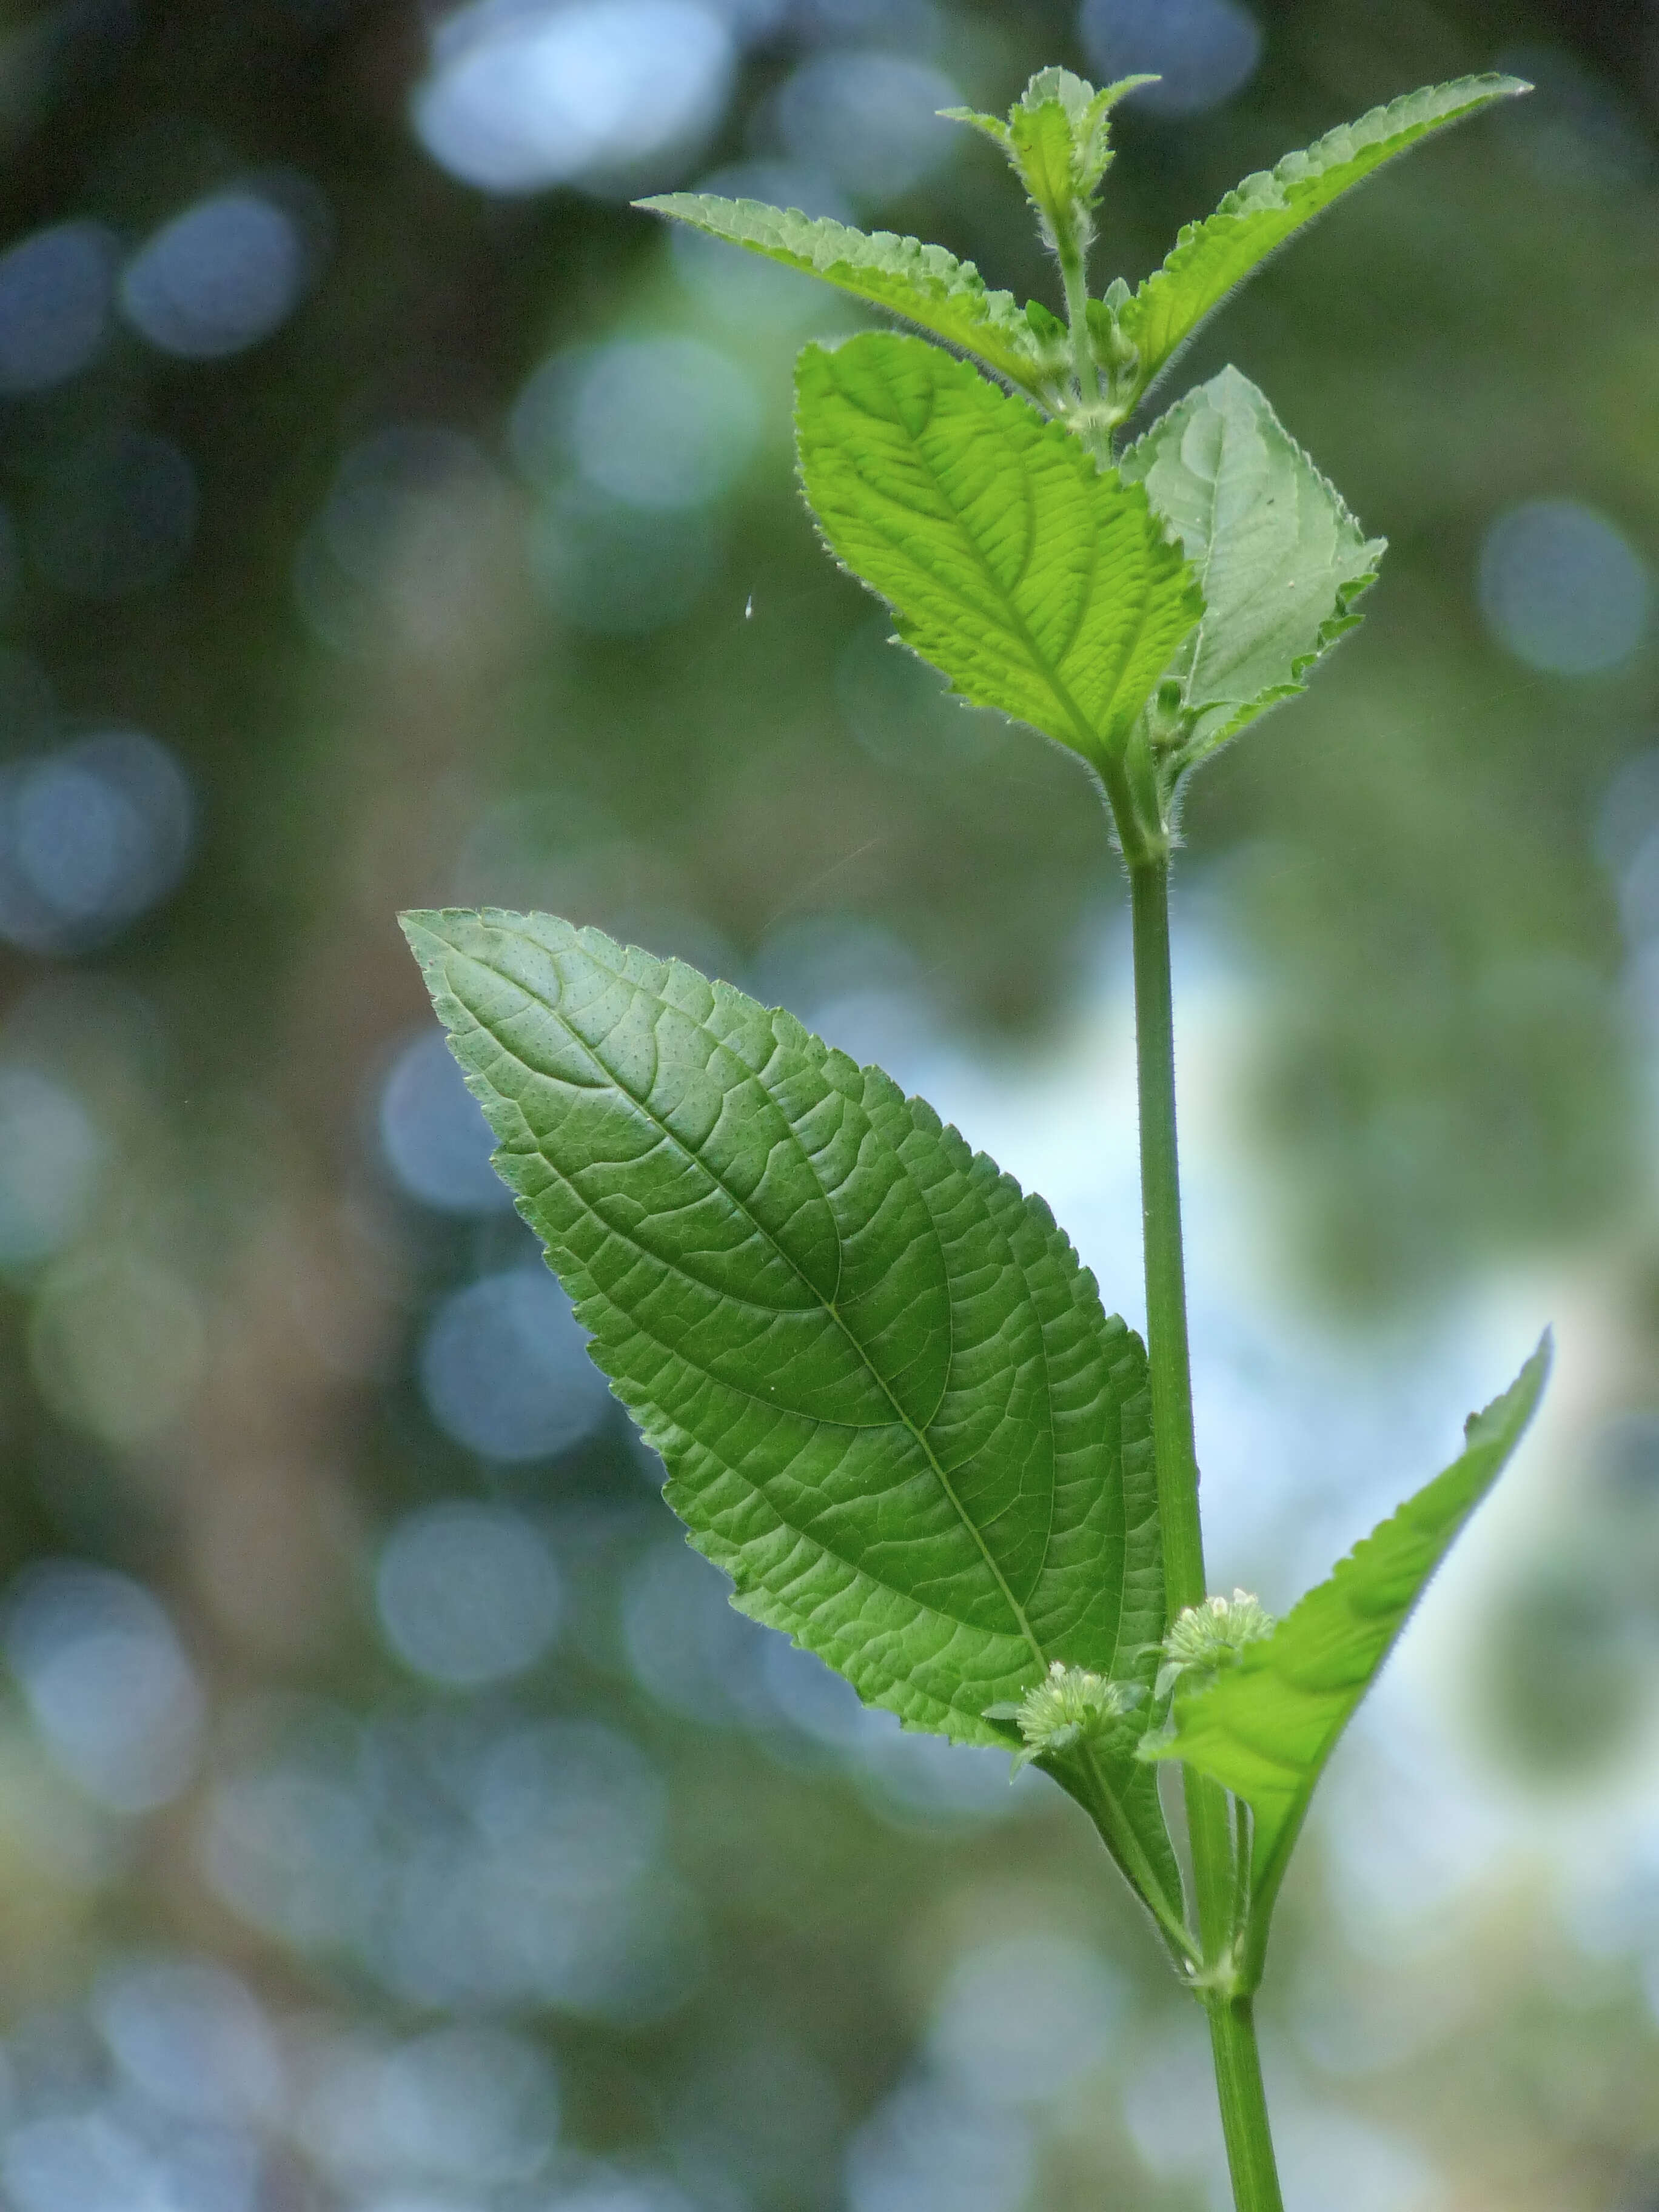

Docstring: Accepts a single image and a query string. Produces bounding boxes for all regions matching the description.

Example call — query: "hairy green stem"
[1127,854,1284,2211]
[1207,1999,1285,2212]
[1055,226,1118,466]
[1057,230,1099,406]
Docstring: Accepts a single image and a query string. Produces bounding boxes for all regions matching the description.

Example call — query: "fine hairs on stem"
[406,63,1547,2212]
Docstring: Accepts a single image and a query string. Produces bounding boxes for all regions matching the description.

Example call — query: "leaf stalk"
[1071,1740,1201,1972]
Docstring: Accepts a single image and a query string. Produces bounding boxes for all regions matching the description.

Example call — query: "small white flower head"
[986,1660,1143,1772]
[1156,1589,1275,1701]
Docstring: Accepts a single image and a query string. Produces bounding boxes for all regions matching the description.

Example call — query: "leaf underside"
[1118,73,1530,408]
[636,192,1054,394]
[795,330,1202,769]
[404,908,1178,1904]
[1151,1338,1549,1952]
[1120,366,1385,762]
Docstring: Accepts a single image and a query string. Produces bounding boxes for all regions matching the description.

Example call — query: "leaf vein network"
[452,936,1051,1669]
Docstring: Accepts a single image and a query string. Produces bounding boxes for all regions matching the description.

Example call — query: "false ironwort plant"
[404,68,1544,2211]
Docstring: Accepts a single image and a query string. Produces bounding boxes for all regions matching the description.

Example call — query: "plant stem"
[1128,860,1204,1610]
[1207,1999,1285,2212]
[1055,227,1116,466]
[1057,231,1100,408]
[1127,854,1285,2212]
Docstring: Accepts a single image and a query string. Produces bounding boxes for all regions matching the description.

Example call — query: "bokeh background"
[0,0,1657,2206]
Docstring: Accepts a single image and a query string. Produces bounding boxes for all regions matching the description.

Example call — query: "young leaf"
[1147,1337,1550,1972]
[1119,366,1384,765]
[796,330,1201,771]
[635,193,1061,395]
[1116,74,1530,408]
[945,68,1154,246]
[403,907,1181,1920]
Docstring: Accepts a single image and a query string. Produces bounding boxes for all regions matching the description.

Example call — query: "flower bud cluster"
[988,1659,1143,1772]
[1155,1589,1275,1701]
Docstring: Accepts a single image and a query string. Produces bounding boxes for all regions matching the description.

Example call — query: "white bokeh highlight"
[413,0,736,193]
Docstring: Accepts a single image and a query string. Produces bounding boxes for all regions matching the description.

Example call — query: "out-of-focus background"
[0,0,1657,2206]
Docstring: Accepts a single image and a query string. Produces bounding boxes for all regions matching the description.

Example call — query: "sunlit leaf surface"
[635,192,1056,393]
[796,330,1201,769]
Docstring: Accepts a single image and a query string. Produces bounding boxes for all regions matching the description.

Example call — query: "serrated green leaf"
[1148,1336,1549,1973]
[795,331,1201,770]
[1117,74,1530,407]
[1119,366,1385,764]
[403,906,1181,1921]
[635,192,1059,394]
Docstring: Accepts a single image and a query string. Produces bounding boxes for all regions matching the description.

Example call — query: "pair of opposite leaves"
[404,68,1546,1955]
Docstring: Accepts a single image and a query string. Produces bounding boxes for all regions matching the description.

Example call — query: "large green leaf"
[1116,75,1530,408]
[1149,1338,1549,1973]
[635,193,1062,395]
[796,330,1201,771]
[403,908,1179,1916]
[1119,366,1384,765]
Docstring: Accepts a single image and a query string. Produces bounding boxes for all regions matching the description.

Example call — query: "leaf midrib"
[452,934,1053,1672]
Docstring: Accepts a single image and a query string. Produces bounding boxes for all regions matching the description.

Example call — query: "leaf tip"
[1461,1329,1552,1452]
[1522,1326,1554,1399]
[1515,1326,1554,1399]
[1096,72,1160,102]
[397,908,506,1013]
[397,906,448,961]
[937,102,1008,143]
[398,905,477,951]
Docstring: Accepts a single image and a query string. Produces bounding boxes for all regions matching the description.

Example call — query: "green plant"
[403,66,1540,2211]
